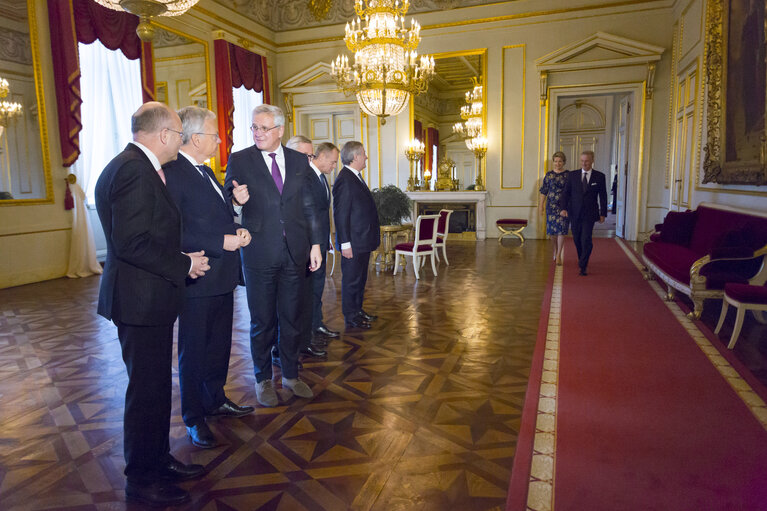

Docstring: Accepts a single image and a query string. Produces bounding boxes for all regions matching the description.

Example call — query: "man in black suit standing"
[224,104,322,408]
[163,106,255,450]
[559,150,608,276]
[95,102,209,507]
[333,141,380,329]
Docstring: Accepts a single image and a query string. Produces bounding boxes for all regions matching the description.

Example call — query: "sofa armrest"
[690,243,767,281]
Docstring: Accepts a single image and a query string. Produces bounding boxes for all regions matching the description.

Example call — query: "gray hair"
[131,103,174,135]
[581,150,595,159]
[178,106,216,145]
[340,141,364,165]
[316,142,339,157]
[252,104,285,127]
[286,135,312,151]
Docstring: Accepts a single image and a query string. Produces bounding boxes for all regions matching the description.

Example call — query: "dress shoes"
[125,481,190,507]
[186,422,217,449]
[207,398,254,418]
[345,317,372,330]
[300,345,327,358]
[314,324,340,338]
[579,268,588,276]
[159,456,205,482]
[359,310,378,322]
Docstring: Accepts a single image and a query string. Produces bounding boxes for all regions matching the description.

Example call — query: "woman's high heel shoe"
[556,255,563,266]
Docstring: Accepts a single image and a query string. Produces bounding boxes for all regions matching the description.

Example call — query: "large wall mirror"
[412,49,486,191]
[0,0,52,204]
[152,24,214,163]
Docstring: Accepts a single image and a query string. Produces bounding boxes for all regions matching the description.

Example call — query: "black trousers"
[570,217,596,270]
[177,292,233,426]
[341,250,370,321]
[115,320,174,484]
[243,243,306,382]
[310,250,327,331]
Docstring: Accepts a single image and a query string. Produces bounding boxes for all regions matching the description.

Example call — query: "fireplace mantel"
[405,191,489,240]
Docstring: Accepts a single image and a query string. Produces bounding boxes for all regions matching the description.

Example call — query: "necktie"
[582,172,588,192]
[157,168,166,185]
[320,173,329,199]
[358,172,367,188]
[196,164,208,182]
[269,152,283,194]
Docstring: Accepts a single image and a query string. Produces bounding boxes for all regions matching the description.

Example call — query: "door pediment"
[536,32,664,72]
[280,62,337,93]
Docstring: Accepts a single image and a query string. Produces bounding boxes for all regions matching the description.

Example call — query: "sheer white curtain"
[231,86,263,152]
[66,40,141,278]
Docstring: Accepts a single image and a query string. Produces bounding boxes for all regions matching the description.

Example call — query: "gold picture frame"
[702,0,767,185]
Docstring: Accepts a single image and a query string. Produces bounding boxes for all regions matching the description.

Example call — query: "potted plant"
[371,185,412,225]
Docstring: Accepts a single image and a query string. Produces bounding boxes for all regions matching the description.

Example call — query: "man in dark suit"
[333,141,381,329]
[559,150,608,276]
[224,104,322,408]
[95,102,209,507]
[163,106,255,450]
[286,137,341,344]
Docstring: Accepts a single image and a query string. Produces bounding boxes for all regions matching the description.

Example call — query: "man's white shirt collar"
[310,161,322,178]
[131,141,162,171]
[179,150,201,167]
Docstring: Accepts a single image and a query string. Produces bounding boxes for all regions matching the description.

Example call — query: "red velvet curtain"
[214,39,269,167]
[48,0,154,166]
[427,127,439,174]
[414,119,424,174]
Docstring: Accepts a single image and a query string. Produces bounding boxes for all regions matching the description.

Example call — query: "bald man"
[95,102,209,507]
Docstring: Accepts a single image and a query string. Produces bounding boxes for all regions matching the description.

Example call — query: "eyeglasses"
[250,124,281,133]
[195,132,221,140]
[164,128,183,137]
[306,153,316,161]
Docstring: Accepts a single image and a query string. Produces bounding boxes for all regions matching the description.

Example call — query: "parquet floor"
[0,239,549,510]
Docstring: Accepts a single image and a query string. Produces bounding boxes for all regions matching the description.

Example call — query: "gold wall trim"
[154,53,206,63]
[500,44,526,190]
[190,5,274,48]
[0,227,71,237]
[665,22,679,190]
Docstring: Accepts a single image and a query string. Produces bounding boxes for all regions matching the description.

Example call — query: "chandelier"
[331,0,435,123]
[0,77,23,127]
[92,0,200,41]
[453,78,483,148]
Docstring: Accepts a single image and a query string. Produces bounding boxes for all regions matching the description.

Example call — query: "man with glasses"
[163,106,255,450]
[95,102,210,506]
[224,105,323,407]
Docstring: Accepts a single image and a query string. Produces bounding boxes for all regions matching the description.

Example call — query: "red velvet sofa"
[642,203,767,319]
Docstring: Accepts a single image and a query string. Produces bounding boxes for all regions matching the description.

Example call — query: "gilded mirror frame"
[0,0,53,206]
[702,0,767,185]
[151,22,215,170]
[410,48,488,189]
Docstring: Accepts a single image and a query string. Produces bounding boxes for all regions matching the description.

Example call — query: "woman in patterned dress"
[538,151,569,265]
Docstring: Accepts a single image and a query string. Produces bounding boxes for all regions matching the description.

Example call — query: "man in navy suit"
[559,150,608,276]
[164,106,255,450]
[95,102,209,507]
[224,104,322,407]
[333,141,381,329]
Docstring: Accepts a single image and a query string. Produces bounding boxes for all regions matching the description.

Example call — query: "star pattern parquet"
[0,239,549,510]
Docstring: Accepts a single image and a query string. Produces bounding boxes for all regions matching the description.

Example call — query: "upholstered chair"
[715,283,767,349]
[434,209,453,265]
[393,214,440,279]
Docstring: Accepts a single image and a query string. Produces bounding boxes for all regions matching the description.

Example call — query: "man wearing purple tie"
[224,105,322,407]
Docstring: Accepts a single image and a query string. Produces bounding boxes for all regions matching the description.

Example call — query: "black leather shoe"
[126,481,190,507]
[359,310,377,322]
[579,269,588,276]
[346,317,372,330]
[159,457,205,481]
[208,399,254,418]
[186,422,216,449]
[300,345,327,358]
[314,324,340,338]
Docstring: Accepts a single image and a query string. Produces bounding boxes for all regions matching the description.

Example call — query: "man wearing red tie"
[224,105,323,408]
[559,150,608,276]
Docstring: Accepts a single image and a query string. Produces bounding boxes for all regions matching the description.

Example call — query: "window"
[75,40,142,205]
[231,86,263,152]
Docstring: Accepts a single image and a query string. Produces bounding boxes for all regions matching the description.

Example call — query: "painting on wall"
[703,0,767,185]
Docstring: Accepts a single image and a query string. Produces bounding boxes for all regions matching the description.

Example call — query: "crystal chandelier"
[92,0,200,41]
[0,77,23,127]
[453,79,483,148]
[331,0,435,123]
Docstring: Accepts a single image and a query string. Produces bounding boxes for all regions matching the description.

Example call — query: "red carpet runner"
[508,238,767,511]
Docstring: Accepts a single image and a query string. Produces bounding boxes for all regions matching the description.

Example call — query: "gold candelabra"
[330,0,435,123]
[405,138,425,191]
[467,136,487,191]
[0,77,22,127]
